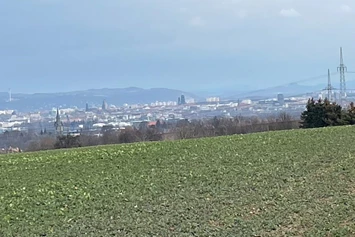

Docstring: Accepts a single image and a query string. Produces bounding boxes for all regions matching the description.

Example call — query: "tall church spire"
[54,108,64,135]
[56,108,60,120]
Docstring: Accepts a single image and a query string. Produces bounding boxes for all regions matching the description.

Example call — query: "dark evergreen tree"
[300,98,345,128]
[212,116,220,128]
[54,135,81,149]
[301,98,322,128]
[322,98,345,126]
[343,102,355,125]
[156,119,161,129]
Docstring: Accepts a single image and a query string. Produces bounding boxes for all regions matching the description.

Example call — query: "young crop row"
[0,126,355,236]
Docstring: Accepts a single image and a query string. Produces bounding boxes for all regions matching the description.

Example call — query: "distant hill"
[225,83,327,100]
[190,84,254,98]
[0,87,201,112]
[224,79,355,100]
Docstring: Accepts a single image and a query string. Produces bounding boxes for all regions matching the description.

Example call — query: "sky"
[1,0,355,94]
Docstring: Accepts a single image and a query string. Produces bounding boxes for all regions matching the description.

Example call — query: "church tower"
[54,108,64,135]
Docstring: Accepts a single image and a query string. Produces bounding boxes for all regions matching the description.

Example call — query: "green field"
[1,126,355,236]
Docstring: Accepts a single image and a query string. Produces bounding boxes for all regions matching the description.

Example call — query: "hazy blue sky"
[1,0,355,93]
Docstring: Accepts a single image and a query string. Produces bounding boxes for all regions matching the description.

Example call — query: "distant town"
[0,89,344,137]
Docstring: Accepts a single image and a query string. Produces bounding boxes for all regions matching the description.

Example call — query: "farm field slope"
[1,127,355,236]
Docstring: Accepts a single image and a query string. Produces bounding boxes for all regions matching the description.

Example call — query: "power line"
[232,47,354,99]
[235,73,337,97]
[291,72,339,84]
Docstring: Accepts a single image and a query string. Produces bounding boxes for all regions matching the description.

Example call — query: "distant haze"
[1,1,355,93]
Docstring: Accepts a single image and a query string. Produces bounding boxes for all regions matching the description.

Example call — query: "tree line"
[0,112,297,152]
[300,98,355,128]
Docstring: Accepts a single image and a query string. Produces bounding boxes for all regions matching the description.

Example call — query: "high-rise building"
[85,103,89,112]
[178,95,187,105]
[102,100,108,111]
[277,93,285,106]
[180,95,186,105]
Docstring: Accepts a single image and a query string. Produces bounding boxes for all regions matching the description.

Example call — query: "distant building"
[181,95,186,104]
[54,108,64,135]
[277,93,285,106]
[186,98,195,104]
[102,100,108,111]
[0,110,14,115]
[178,95,186,105]
[241,99,252,105]
[85,103,89,112]
[206,97,220,102]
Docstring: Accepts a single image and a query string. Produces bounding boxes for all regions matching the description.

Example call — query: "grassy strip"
[1,126,355,236]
